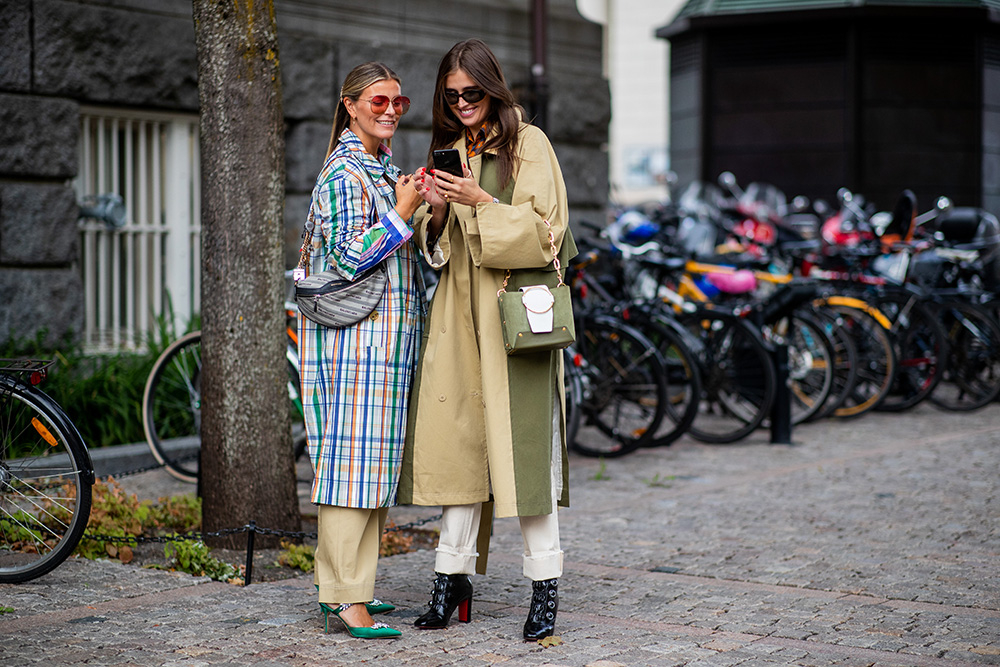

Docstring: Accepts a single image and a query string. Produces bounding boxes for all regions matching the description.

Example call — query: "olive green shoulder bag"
[481,155,576,356]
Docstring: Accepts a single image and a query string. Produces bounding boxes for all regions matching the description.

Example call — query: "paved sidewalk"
[2,402,999,666]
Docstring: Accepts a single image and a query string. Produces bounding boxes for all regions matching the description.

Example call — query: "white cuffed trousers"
[434,503,563,581]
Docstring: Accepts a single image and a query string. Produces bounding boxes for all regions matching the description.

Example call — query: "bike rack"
[770,343,793,445]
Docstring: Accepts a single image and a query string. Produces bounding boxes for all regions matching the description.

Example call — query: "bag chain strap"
[294,207,317,279]
[498,219,563,296]
[295,168,395,281]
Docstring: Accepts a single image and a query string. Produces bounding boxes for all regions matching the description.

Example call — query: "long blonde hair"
[327,62,402,158]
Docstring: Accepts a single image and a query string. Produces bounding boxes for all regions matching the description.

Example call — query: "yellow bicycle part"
[815,295,892,330]
[31,417,58,447]
[684,260,793,285]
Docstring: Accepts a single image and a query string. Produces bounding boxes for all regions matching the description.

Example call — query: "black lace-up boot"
[523,578,558,640]
[413,572,473,629]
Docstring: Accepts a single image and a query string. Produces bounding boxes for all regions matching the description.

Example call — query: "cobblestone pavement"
[2,402,998,666]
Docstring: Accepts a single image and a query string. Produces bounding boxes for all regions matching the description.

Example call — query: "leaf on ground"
[538,635,563,647]
[118,545,134,564]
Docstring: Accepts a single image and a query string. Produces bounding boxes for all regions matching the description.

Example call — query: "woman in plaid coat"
[298,62,424,639]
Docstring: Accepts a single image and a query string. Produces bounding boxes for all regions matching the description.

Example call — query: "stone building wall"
[0,0,608,346]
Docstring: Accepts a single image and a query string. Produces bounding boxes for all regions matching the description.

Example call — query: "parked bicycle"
[142,303,306,483]
[564,231,703,451]
[0,359,95,583]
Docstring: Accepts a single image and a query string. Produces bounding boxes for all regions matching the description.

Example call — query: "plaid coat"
[298,130,425,508]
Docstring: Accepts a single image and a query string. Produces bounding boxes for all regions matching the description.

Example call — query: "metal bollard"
[770,343,793,445]
[244,521,256,586]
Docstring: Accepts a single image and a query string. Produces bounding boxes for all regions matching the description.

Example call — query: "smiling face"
[444,68,491,134]
[344,78,403,155]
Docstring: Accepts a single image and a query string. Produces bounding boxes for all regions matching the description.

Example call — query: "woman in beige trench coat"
[397,39,573,641]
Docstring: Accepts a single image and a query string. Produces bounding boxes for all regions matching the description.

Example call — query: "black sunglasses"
[444,88,487,105]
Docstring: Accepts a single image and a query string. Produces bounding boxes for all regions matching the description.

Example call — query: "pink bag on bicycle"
[706,270,757,295]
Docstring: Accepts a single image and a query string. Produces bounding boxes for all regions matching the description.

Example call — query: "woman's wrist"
[396,203,420,220]
[427,208,446,245]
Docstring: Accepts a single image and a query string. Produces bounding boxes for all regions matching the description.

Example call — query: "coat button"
[438,395,446,402]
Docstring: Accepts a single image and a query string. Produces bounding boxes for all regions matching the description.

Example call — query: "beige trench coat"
[399,122,572,521]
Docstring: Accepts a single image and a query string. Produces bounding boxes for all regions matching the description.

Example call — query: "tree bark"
[192,0,300,548]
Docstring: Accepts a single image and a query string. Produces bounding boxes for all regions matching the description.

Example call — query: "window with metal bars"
[75,108,201,352]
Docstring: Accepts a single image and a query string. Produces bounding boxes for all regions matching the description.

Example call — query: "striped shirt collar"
[335,129,401,182]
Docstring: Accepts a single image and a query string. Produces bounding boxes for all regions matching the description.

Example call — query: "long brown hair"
[428,39,524,190]
[327,62,401,158]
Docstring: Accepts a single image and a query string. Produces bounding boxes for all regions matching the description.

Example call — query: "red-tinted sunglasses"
[360,95,411,115]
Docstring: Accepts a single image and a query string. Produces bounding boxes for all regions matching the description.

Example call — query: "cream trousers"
[434,503,563,581]
[314,505,388,604]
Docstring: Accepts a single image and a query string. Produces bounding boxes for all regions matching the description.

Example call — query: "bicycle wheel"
[285,307,308,462]
[570,316,668,458]
[286,343,307,461]
[679,309,776,443]
[806,305,859,420]
[144,333,307,483]
[1,377,93,583]
[765,312,836,425]
[143,331,203,483]
[816,299,897,418]
[562,348,583,449]
[875,291,948,412]
[930,299,1000,411]
[625,308,701,447]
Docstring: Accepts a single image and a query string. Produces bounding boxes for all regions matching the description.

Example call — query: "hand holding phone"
[432,149,464,178]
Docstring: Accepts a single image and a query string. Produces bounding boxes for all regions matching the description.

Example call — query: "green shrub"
[69,478,240,583]
[162,539,242,583]
[277,540,315,573]
[74,477,202,563]
[1,314,195,449]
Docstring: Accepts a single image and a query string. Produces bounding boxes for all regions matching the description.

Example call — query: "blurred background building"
[580,0,687,208]
[658,0,1000,215]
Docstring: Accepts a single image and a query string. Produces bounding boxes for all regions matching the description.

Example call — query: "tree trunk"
[192,0,300,548]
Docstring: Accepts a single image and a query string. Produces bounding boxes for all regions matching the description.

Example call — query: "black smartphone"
[432,149,464,178]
